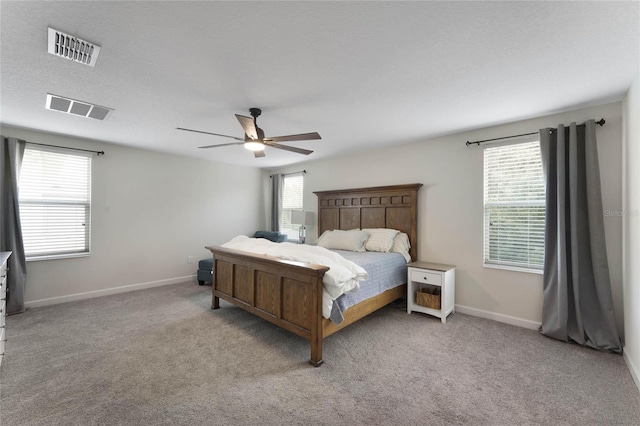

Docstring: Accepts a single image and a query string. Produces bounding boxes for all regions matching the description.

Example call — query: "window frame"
[279,172,304,243]
[18,146,92,261]
[482,139,545,274]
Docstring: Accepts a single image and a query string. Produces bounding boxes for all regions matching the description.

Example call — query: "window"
[19,147,92,260]
[279,173,304,241]
[483,141,545,272]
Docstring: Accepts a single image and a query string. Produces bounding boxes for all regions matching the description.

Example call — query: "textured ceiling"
[1,1,638,169]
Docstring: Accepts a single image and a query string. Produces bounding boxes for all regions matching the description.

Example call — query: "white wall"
[272,102,624,332]
[622,75,640,390]
[1,126,266,305]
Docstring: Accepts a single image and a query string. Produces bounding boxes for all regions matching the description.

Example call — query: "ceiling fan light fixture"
[244,141,265,152]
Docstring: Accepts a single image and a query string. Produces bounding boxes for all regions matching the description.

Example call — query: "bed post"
[309,275,324,367]
[211,257,220,310]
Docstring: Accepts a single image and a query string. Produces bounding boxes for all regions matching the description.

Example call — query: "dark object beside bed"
[206,183,422,366]
[198,231,286,285]
[197,258,213,285]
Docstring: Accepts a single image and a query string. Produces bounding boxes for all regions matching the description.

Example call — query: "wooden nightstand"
[407,261,455,323]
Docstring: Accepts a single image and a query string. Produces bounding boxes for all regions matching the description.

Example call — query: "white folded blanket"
[221,235,368,318]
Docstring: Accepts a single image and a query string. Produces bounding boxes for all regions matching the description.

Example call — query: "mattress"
[329,250,407,324]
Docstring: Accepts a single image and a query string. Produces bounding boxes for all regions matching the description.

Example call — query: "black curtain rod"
[465,118,605,147]
[270,169,306,178]
[27,141,105,156]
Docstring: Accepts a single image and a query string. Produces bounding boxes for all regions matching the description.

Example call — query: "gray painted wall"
[622,75,640,389]
[272,102,624,333]
[1,125,266,305]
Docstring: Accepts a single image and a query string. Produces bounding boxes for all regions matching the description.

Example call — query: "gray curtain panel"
[270,173,283,232]
[538,120,621,352]
[0,136,27,314]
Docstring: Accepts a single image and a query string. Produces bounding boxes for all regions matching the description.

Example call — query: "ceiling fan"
[176,108,321,158]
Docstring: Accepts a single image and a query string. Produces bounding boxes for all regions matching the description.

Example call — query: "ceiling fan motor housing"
[244,127,265,141]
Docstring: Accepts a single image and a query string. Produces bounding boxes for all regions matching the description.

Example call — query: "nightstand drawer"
[410,269,442,286]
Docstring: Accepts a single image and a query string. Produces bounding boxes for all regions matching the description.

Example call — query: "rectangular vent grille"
[47,28,101,67]
[46,94,113,121]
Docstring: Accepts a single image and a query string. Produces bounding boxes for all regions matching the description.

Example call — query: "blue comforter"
[329,250,407,324]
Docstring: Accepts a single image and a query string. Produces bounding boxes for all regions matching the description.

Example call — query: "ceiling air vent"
[47,27,101,67]
[46,94,113,120]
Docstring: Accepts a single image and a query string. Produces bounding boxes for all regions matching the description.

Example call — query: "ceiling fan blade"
[198,142,245,149]
[253,150,266,158]
[264,141,313,155]
[235,114,258,140]
[264,132,321,143]
[176,127,243,141]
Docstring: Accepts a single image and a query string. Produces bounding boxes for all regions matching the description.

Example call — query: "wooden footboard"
[207,246,330,366]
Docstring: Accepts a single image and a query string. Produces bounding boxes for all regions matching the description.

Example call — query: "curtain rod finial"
[596,118,605,126]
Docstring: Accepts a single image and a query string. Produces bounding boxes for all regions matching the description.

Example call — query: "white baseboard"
[623,347,640,393]
[25,275,194,309]
[454,304,542,330]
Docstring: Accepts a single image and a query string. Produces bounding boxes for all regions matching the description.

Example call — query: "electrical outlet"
[187,256,193,264]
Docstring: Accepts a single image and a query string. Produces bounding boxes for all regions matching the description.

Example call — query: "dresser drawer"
[0,299,5,327]
[410,269,442,286]
[1,259,6,294]
[0,327,5,356]
[1,275,6,300]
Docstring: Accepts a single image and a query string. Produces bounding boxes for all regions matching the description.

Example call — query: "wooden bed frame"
[206,183,422,366]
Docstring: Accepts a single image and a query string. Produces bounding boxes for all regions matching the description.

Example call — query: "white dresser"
[0,251,11,367]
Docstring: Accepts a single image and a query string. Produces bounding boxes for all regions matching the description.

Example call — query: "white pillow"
[363,228,400,253]
[316,229,369,252]
[390,232,411,263]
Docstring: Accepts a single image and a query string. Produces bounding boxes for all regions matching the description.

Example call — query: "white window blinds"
[483,141,545,271]
[280,173,304,241]
[19,147,92,259]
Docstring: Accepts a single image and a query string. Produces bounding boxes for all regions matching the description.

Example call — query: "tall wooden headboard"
[313,183,423,261]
